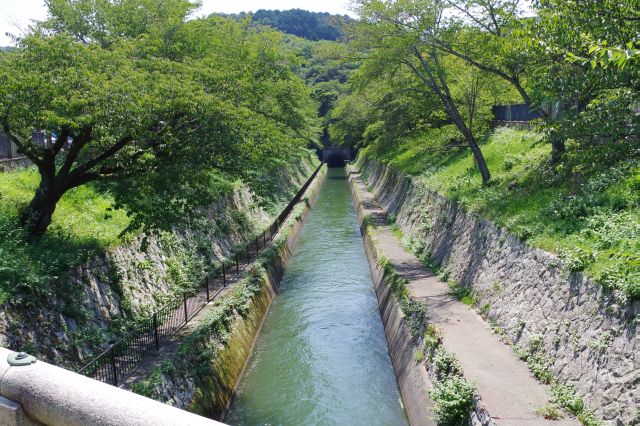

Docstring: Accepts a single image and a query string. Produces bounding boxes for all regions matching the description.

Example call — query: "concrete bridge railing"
[0,347,225,426]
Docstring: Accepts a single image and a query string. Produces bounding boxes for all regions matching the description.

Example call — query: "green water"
[225,168,407,426]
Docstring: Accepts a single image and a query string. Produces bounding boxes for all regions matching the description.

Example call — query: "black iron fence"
[77,162,324,386]
[492,104,542,122]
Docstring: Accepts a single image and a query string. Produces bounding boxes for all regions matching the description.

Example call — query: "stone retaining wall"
[0,157,31,172]
[359,160,639,425]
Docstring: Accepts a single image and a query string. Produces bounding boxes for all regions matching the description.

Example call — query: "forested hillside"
[215,9,352,41]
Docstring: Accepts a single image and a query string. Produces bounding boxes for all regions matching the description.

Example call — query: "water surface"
[226,167,407,426]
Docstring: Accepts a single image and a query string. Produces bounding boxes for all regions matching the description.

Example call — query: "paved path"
[350,168,579,426]
[123,264,247,388]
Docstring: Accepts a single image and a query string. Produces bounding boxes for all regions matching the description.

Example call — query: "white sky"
[0,0,355,45]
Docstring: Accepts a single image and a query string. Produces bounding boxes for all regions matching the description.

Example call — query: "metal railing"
[77,162,324,386]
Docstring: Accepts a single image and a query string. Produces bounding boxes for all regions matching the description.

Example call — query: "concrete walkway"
[350,168,579,426]
[123,270,242,388]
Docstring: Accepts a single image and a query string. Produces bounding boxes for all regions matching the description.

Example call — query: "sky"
[0,0,355,45]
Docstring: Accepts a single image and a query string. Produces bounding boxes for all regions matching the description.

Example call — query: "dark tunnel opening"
[326,153,348,168]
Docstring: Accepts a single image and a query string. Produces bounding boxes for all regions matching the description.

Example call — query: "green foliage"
[429,375,475,426]
[378,257,428,338]
[389,223,404,240]
[433,347,462,381]
[0,3,320,236]
[400,298,428,339]
[528,0,639,156]
[537,403,563,420]
[448,281,476,306]
[558,247,596,273]
[423,324,440,352]
[512,335,554,384]
[551,384,602,426]
[130,366,168,399]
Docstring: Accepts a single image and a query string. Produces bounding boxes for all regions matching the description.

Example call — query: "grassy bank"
[361,127,639,301]
[0,168,132,305]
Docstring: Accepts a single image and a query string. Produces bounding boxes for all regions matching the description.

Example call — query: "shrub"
[558,247,596,273]
[433,347,462,380]
[429,375,475,426]
[400,298,428,339]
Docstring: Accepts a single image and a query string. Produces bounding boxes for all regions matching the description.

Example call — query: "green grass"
[363,127,640,301]
[0,167,131,305]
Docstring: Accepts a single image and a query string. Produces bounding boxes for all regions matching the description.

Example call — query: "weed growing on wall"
[551,385,602,426]
[506,326,601,425]
[378,256,427,338]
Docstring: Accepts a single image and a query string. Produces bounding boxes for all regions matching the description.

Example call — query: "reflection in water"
[225,168,407,426]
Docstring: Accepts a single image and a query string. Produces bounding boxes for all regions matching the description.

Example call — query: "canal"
[225,167,408,426]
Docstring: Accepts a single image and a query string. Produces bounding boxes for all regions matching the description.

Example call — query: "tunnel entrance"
[321,147,351,167]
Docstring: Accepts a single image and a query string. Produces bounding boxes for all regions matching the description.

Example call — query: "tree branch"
[46,127,71,157]
[68,135,133,179]
[58,126,93,177]
[443,0,498,35]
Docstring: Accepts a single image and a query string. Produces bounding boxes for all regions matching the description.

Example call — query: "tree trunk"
[550,137,565,164]
[466,131,491,185]
[447,101,491,185]
[20,175,62,237]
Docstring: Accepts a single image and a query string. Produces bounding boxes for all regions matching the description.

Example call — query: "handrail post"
[263,231,266,247]
[110,353,118,386]
[235,253,239,274]
[153,313,160,350]
[222,263,226,287]
[255,236,259,254]
[205,275,210,302]
[246,247,250,265]
[183,293,188,324]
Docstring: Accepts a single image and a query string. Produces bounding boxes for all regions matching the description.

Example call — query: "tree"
[528,0,639,160]
[408,0,573,160]
[435,1,535,101]
[0,1,319,236]
[353,0,492,184]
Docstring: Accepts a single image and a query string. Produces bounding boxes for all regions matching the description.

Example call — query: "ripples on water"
[225,168,408,426]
